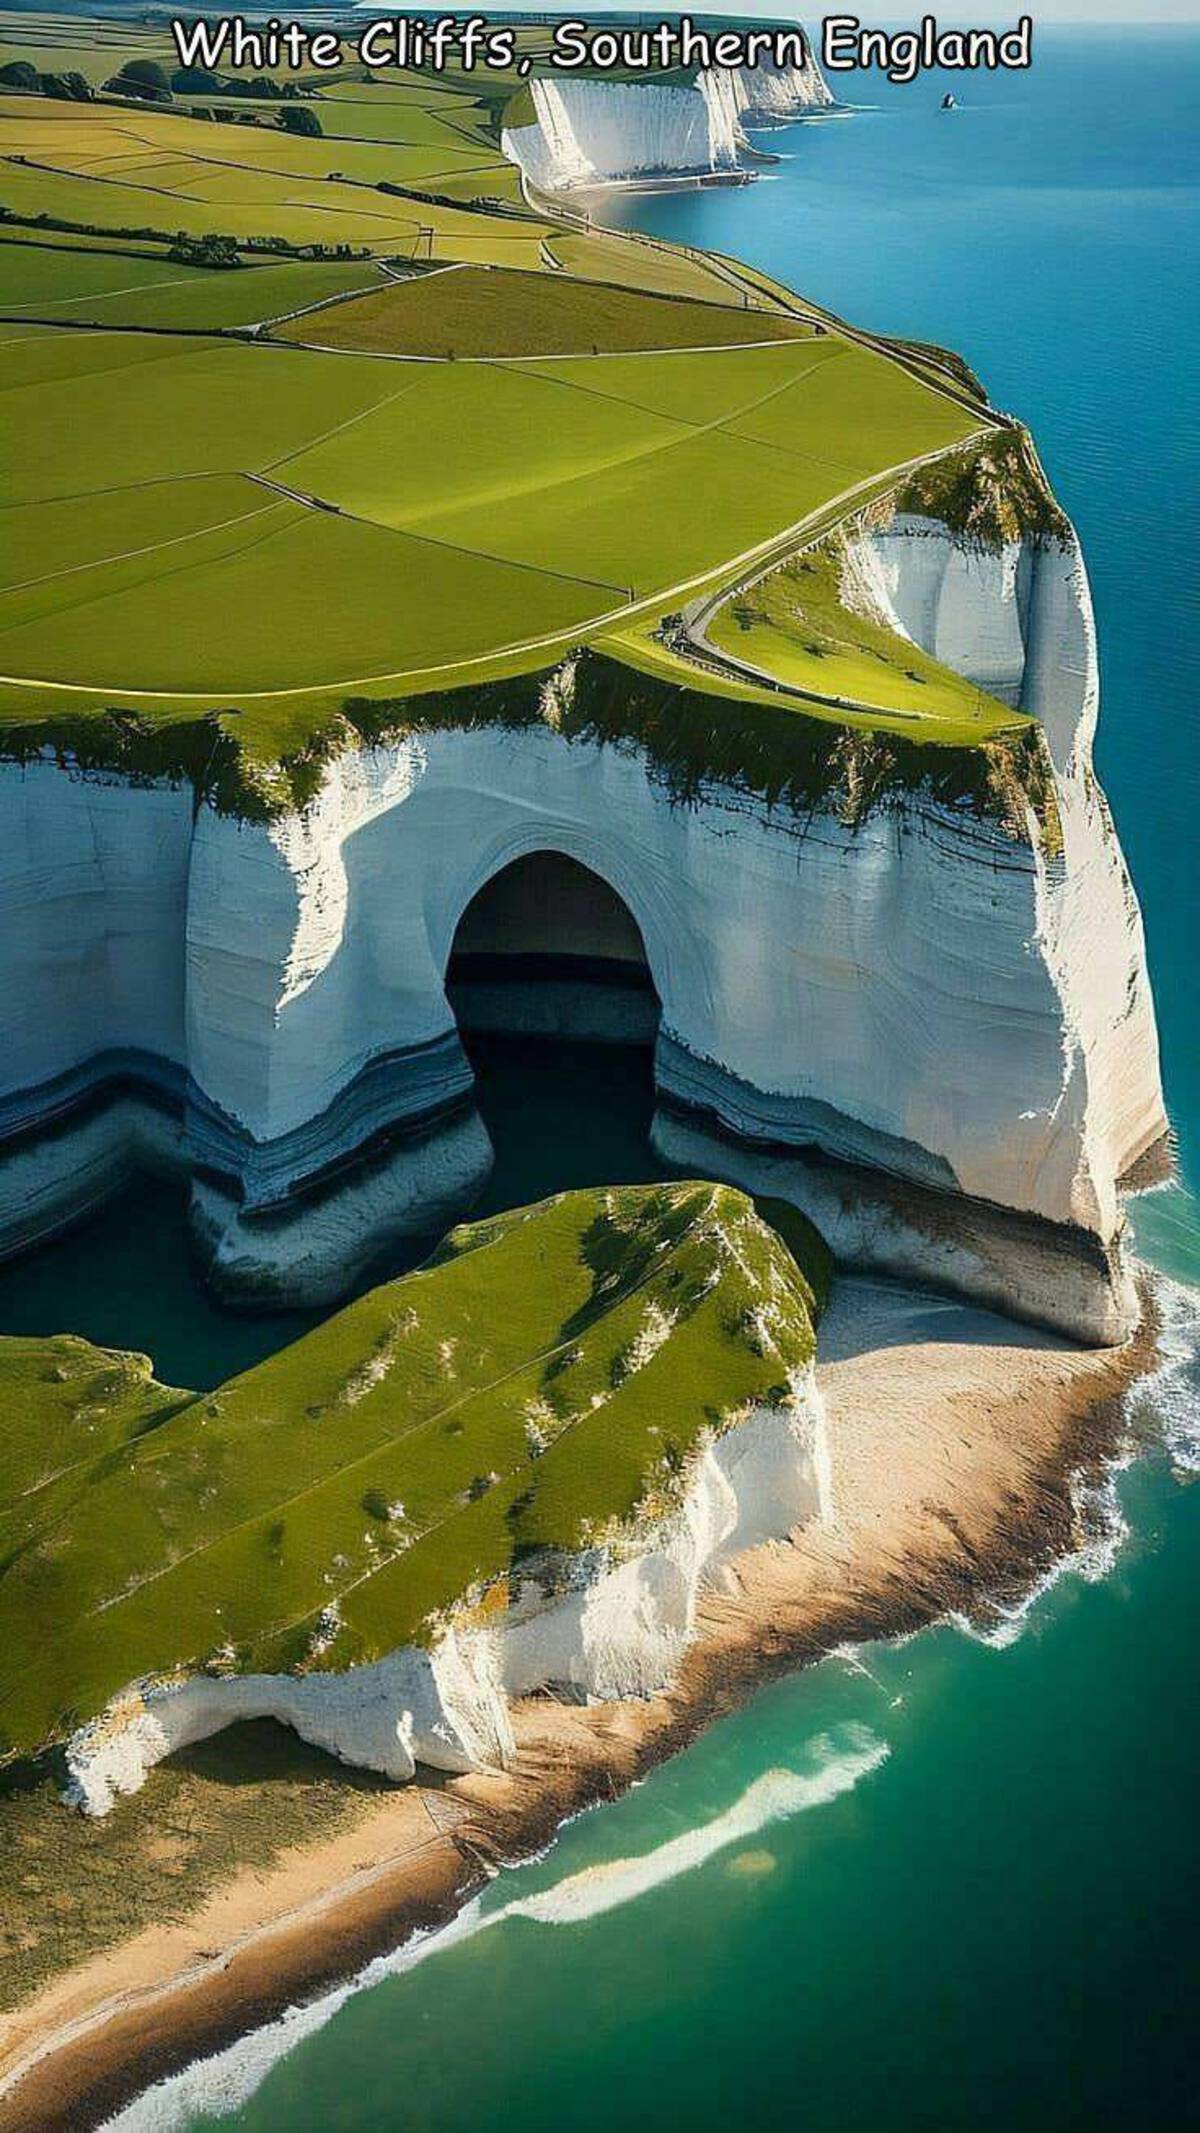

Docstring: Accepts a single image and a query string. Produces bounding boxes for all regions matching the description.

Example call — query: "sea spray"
[948,1265,1200,1650]
[1127,1274,1200,1479]
[100,1727,888,2132]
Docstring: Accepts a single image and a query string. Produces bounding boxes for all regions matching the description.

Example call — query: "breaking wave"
[1129,1274,1200,1478]
[505,1726,887,1929]
[100,1725,887,2132]
[948,1454,1132,1651]
[950,1267,1200,1650]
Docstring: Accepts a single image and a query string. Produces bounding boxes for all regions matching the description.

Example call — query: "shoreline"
[0,1275,1159,2133]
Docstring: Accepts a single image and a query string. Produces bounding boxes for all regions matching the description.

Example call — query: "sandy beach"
[0,1275,1156,2132]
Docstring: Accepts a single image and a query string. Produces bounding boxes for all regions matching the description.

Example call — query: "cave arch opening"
[445,850,666,1205]
[446,849,661,1050]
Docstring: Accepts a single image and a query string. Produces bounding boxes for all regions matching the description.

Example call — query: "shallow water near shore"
[106,1388,1200,2133]
[11,27,1200,2132]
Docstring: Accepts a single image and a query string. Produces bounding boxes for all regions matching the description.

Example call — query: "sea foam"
[1129,1273,1200,1478]
[949,1265,1200,1650]
[99,1726,887,2131]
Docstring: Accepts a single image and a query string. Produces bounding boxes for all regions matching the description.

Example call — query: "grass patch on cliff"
[0,1721,379,2012]
[894,428,1069,549]
[706,530,1020,737]
[0,1183,821,1765]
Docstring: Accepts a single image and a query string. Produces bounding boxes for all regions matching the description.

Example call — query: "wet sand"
[0,1276,1156,2132]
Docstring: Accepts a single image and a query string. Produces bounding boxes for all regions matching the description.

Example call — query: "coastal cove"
[0,24,1198,2133]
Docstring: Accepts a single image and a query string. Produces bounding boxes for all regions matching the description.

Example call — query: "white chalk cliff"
[64,1389,826,1815]
[502,47,833,193]
[0,502,1168,1341]
[0,497,1167,1344]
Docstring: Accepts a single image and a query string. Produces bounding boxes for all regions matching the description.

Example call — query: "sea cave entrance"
[446,850,661,1049]
[446,851,665,1207]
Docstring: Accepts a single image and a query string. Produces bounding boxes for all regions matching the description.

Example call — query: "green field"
[0,235,381,325]
[0,11,1048,801]
[278,262,812,358]
[0,1184,822,1764]
[0,318,990,742]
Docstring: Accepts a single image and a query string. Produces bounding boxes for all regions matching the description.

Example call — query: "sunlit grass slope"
[0,1183,823,1763]
[0,15,1032,799]
[0,321,986,724]
[707,533,1016,733]
[277,262,811,358]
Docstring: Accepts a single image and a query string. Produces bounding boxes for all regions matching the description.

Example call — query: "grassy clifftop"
[893,427,1070,550]
[0,15,1068,837]
[0,1183,825,1765]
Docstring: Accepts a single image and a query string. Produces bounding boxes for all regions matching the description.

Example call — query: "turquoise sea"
[8,29,1199,2132]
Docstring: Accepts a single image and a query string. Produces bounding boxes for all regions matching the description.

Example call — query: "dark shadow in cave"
[446,850,668,1212]
[446,849,661,1049]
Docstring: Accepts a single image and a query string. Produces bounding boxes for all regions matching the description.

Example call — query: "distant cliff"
[502,49,835,193]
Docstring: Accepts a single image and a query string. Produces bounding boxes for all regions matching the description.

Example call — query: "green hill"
[0,1183,825,1764]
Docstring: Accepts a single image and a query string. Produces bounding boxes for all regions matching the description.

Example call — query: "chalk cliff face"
[727,52,836,126]
[64,1388,826,1816]
[0,337,1169,1358]
[853,512,1168,1245]
[0,511,1167,1344]
[503,75,742,193]
[501,48,833,193]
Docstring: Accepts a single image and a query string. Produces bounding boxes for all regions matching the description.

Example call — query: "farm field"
[0,23,1027,780]
[0,237,381,325]
[0,6,178,85]
[0,97,556,257]
[0,1184,821,1765]
[541,225,752,306]
[278,261,813,357]
[0,314,992,742]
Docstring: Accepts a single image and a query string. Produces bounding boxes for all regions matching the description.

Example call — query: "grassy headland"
[0,1183,823,1766]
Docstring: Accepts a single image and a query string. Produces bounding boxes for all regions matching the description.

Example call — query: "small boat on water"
[941,92,958,111]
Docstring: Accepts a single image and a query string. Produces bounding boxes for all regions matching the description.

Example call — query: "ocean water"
[11,29,1200,2132]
